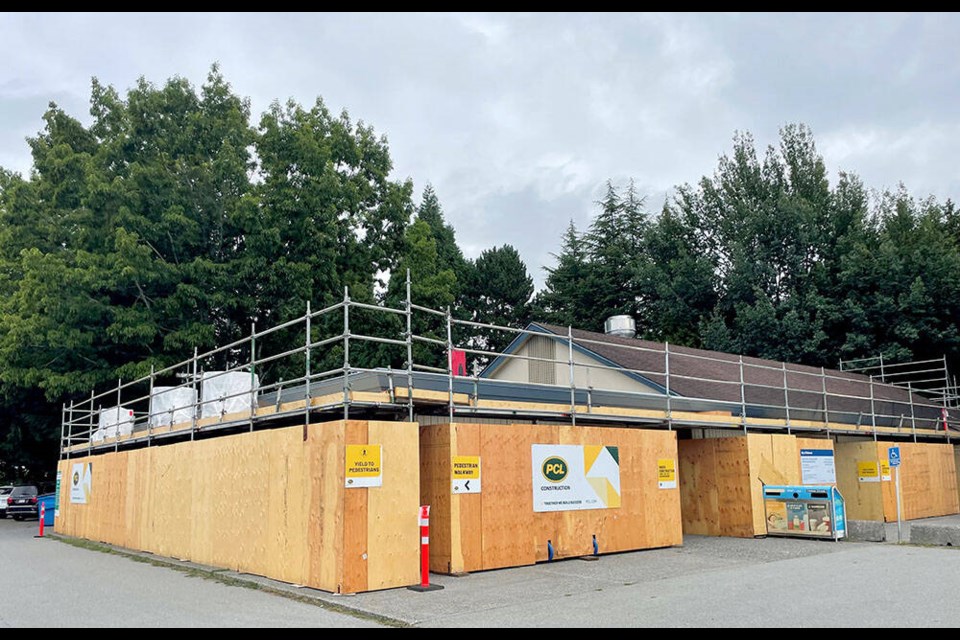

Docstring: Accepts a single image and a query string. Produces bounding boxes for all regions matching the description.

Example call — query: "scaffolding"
[840,354,959,409]
[60,272,959,458]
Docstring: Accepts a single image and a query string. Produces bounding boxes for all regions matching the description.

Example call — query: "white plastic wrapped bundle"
[149,386,198,427]
[98,406,135,439]
[200,371,259,419]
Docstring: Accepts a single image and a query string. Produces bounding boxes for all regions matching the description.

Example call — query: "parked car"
[6,485,39,521]
[0,486,11,519]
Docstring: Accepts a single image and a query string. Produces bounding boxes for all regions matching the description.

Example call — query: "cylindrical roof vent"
[604,315,636,338]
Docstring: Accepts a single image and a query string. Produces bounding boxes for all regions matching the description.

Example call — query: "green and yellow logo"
[73,472,80,486]
[542,457,568,483]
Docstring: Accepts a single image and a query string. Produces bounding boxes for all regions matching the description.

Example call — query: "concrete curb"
[909,525,960,547]
[47,532,413,627]
[845,520,887,542]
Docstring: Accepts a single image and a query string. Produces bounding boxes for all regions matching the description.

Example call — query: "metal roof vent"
[604,315,636,339]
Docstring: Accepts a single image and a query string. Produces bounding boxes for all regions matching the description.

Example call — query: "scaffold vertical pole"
[59,403,65,460]
[87,390,94,454]
[191,347,198,439]
[739,355,747,434]
[944,355,950,404]
[869,375,877,439]
[148,364,155,446]
[67,400,74,459]
[250,322,257,431]
[343,286,351,421]
[447,307,454,422]
[821,366,829,429]
[908,381,917,442]
[304,301,311,440]
[782,363,790,434]
[568,326,576,427]
[405,269,414,423]
[115,377,122,452]
[665,343,672,430]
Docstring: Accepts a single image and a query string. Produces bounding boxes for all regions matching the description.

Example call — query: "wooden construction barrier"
[836,441,959,522]
[55,420,420,594]
[419,423,682,575]
[678,434,835,537]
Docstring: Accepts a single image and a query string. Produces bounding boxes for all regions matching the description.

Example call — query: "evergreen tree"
[463,245,534,355]
[535,221,594,328]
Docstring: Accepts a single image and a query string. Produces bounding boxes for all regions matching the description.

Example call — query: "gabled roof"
[480,323,671,395]
[482,321,934,420]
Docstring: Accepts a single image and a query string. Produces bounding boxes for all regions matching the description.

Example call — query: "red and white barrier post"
[408,505,443,592]
[35,503,45,538]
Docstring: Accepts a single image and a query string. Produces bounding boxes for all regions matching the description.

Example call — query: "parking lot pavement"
[0,519,383,628]
[8,517,960,627]
[304,534,960,627]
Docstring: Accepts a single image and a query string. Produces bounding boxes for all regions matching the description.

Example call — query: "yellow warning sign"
[881,461,891,482]
[452,455,481,494]
[345,445,382,488]
[857,461,879,483]
[658,458,677,489]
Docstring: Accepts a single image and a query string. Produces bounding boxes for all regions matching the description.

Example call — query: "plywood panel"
[679,439,721,535]
[679,437,756,537]
[420,423,682,574]
[679,434,819,538]
[955,445,960,509]
[879,442,959,522]
[716,437,757,537]
[453,423,483,574]
[341,421,369,594]
[480,423,546,570]
[55,420,420,595]
[307,422,344,593]
[770,434,802,484]
[746,434,803,536]
[418,424,453,573]
[366,420,420,591]
[746,434,774,536]
[834,441,884,521]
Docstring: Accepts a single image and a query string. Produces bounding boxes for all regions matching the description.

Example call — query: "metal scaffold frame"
[60,272,959,458]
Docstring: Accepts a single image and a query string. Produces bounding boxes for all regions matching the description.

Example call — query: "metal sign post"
[889,446,902,543]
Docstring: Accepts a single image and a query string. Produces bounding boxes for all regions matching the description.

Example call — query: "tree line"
[537,125,960,377]
[1,68,957,479]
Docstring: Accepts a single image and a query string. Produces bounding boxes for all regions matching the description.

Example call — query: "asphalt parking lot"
[4,516,960,627]
[0,518,380,628]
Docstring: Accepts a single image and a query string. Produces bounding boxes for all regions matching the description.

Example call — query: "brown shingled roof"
[535,323,942,427]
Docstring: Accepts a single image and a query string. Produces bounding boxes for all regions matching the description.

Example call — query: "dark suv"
[6,485,39,520]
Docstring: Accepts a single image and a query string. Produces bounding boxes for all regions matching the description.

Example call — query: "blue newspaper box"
[762,485,845,540]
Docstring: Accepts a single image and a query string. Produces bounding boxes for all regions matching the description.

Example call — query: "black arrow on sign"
[464,480,471,491]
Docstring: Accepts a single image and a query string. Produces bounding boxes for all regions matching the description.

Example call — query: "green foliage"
[533,222,595,329]
[539,124,960,383]
[0,66,416,479]
[3,72,958,484]
[462,244,534,355]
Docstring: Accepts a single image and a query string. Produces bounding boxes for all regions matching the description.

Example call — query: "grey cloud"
[1,13,958,286]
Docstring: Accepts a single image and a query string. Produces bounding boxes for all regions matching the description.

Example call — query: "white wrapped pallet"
[98,406,135,439]
[149,386,197,427]
[200,371,260,419]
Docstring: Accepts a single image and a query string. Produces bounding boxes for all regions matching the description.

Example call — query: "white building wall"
[487,336,658,394]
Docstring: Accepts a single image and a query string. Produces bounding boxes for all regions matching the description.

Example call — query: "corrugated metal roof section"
[532,322,940,422]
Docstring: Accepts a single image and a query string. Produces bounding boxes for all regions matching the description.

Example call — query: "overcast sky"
[2,13,958,287]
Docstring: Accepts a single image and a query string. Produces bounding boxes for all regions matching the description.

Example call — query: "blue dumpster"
[37,493,55,527]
